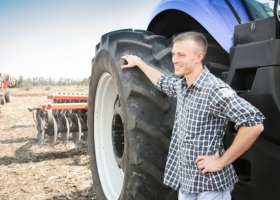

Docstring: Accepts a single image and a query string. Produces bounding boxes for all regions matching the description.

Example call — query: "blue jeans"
[178,189,232,200]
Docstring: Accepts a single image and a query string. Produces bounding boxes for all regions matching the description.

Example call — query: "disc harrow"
[28,93,88,146]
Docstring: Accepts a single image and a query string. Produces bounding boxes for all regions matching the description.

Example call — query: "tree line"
[15,76,90,88]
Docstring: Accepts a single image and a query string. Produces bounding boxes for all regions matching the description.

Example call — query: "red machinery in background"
[0,73,16,104]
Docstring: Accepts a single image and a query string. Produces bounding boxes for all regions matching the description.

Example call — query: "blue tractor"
[88,0,280,199]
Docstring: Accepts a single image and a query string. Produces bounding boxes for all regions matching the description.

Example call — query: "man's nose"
[172,55,179,64]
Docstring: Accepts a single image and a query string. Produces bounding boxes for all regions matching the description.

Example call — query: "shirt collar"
[192,66,209,90]
[179,66,209,90]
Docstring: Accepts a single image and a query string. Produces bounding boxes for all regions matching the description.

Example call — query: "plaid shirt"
[156,67,265,194]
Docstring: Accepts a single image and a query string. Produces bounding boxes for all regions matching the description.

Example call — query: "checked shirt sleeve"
[156,74,179,98]
[209,87,265,130]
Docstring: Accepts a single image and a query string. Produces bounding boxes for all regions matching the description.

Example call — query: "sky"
[0,0,159,80]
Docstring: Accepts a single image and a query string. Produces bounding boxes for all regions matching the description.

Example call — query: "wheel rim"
[94,72,124,199]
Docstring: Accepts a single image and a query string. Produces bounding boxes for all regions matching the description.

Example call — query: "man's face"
[172,40,200,77]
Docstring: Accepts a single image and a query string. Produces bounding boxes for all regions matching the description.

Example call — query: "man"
[121,32,265,200]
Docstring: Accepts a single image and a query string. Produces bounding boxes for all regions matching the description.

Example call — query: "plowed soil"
[0,86,95,200]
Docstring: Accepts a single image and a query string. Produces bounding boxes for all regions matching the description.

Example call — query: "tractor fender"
[148,0,250,53]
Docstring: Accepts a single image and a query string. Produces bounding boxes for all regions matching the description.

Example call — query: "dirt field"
[0,86,95,200]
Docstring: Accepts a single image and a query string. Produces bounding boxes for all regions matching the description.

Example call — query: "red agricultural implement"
[28,94,88,146]
[0,73,15,105]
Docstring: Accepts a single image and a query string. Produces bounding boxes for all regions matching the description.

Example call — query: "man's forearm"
[136,60,163,85]
[121,55,163,85]
[219,124,264,168]
[195,124,264,175]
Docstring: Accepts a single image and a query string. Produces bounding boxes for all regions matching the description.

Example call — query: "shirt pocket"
[184,107,211,130]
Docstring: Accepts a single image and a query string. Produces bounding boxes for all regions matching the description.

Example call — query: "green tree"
[16,76,24,88]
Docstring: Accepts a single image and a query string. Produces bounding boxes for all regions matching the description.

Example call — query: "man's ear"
[196,51,204,63]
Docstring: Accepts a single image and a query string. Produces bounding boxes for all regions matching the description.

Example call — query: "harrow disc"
[59,114,70,145]
[80,115,88,144]
[46,110,58,146]
[37,116,45,146]
[69,113,81,145]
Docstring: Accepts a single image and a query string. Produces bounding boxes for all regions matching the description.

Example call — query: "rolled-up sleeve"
[156,74,180,98]
[210,87,265,130]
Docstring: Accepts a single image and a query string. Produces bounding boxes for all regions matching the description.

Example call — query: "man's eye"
[172,53,185,57]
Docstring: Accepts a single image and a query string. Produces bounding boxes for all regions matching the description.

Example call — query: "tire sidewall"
[88,50,130,200]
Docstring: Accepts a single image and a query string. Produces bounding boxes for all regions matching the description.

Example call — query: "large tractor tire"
[88,29,177,200]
